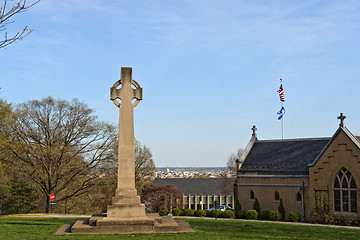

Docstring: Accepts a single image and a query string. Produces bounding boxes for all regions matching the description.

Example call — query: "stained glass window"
[334,168,357,213]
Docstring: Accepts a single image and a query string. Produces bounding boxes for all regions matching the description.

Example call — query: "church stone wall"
[308,130,360,218]
[236,175,308,220]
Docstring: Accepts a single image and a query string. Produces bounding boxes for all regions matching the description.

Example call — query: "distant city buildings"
[155,167,233,179]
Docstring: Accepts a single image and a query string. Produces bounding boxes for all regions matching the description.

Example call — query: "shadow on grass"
[0,222,57,226]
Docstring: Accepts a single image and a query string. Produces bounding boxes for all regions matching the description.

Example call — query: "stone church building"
[235,114,360,221]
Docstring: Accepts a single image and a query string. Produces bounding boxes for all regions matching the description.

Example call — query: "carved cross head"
[110,68,142,108]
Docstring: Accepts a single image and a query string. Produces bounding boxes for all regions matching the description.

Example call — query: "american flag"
[277,84,285,102]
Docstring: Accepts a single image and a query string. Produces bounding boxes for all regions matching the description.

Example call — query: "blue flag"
[277,106,285,120]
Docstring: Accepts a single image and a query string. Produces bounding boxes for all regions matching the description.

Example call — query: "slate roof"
[239,137,331,175]
[353,135,360,145]
[153,178,227,195]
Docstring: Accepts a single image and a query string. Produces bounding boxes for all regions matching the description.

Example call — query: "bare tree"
[1,0,40,48]
[141,185,183,213]
[221,148,243,196]
[227,148,243,177]
[3,96,117,212]
[135,140,156,194]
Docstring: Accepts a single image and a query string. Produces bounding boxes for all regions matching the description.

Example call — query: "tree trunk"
[45,195,49,213]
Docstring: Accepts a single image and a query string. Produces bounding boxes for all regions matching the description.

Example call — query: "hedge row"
[236,209,301,222]
[159,208,301,222]
[159,208,235,218]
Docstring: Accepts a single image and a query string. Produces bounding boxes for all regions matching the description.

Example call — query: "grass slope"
[0,217,359,240]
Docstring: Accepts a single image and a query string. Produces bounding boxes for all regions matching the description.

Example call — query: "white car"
[206,205,234,212]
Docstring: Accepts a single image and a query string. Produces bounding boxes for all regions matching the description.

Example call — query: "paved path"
[175,216,360,230]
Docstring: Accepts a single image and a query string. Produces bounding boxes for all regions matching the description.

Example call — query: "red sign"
[50,194,55,201]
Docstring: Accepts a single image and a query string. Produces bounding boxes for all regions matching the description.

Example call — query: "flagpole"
[277,78,285,139]
[281,102,284,139]
[280,78,284,140]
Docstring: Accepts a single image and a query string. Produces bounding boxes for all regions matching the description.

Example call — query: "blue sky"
[1,0,360,167]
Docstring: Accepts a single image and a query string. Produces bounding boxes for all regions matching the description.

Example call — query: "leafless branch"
[0,0,40,48]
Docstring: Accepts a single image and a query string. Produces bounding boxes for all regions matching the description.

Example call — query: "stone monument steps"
[154,216,180,232]
[88,214,106,226]
[71,218,97,234]
[70,215,186,234]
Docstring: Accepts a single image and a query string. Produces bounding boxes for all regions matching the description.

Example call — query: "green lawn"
[0,217,359,240]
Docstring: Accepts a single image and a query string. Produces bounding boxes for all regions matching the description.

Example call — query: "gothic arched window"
[334,168,357,213]
[275,191,280,201]
[250,190,254,200]
[296,192,302,202]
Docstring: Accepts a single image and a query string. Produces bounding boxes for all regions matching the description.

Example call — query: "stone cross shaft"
[110,67,142,197]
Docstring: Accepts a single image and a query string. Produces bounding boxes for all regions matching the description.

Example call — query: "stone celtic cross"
[110,67,142,198]
[70,67,182,233]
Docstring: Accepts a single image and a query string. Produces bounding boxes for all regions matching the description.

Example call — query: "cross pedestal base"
[107,203,148,218]
[94,217,156,233]
[70,213,186,234]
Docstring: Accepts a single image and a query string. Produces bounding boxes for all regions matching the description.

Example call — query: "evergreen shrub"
[278,199,285,220]
[221,209,235,218]
[288,212,301,222]
[269,210,282,221]
[182,208,194,216]
[253,198,261,215]
[172,208,181,216]
[246,209,258,220]
[238,210,247,219]
[159,209,169,216]
[259,210,270,220]
[195,209,207,217]
[206,210,213,217]
[209,209,222,217]
[234,200,242,218]
[2,180,38,214]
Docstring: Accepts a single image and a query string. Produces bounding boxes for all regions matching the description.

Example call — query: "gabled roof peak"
[308,125,360,167]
